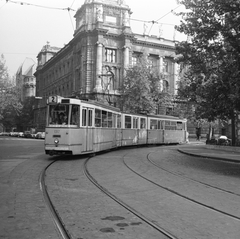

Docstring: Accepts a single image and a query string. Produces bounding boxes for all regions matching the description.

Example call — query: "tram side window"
[112,114,116,128]
[108,112,113,128]
[177,121,183,130]
[125,115,132,128]
[82,109,87,126]
[117,114,121,128]
[165,121,177,130]
[133,117,139,129]
[165,120,170,130]
[171,121,177,130]
[95,109,101,127]
[88,110,93,127]
[150,119,157,129]
[70,105,80,126]
[158,120,163,130]
[140,118,146,129]
[102,110,108,127]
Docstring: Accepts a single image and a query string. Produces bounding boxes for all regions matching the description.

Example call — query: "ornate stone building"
[34,0,179,131]
[16,58,36,101]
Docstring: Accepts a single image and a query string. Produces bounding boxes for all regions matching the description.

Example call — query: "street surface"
[0,137,60,238]
[1,136,240,238]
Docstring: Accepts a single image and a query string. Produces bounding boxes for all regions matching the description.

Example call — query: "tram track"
[122,149,240,222]
[83,156,179,239]
[148,150,240,197]
[39,160,72,239]
[38,148,240,239]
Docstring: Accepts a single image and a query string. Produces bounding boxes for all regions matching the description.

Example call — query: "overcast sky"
[0,0,186,77]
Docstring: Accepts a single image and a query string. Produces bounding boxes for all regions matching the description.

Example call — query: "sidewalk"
[178,141,240,163]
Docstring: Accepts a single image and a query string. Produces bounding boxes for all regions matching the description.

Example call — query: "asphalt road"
[0,136,45,160]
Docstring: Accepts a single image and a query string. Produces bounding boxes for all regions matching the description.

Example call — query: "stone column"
[158,56,164,91]
[95,42,103,92]
[173,62,179,95]
[123,46,130,76]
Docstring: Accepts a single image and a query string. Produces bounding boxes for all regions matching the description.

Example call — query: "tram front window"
[48,104,80,126]
[48,105,69,125]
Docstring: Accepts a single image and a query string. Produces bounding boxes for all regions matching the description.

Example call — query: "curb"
[177,148,240,164]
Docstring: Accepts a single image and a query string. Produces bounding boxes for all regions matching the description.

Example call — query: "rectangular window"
[70,105,80,126]
[132,56,137,66]
[125,115,132,128]
[105,48,116,63]
[48,104,69,125]
[107,112,113,128]
[117,114,121,128]
[176,121,183,130]
[133,117,139,129]
[165,120,176,130]
[158,120,163,130]
[82,108,87,126]
[102,110,108,127]
[95,109,101,127]
[140,118,146,129]
[150,119,158,129]
[88,110,93,127]
[112,114,116,128]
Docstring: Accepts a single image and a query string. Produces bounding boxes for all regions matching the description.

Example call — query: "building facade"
[34,0,179,131]
[16,58,36,101]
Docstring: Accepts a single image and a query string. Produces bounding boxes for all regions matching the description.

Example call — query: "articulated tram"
[45,96,188,156]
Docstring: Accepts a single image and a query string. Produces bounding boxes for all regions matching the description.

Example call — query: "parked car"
[217,135,232,146]
[0,132,10,136]
[24,131,32,138]
[18,132,24,137]
[31,133,38,138]
[36,132,45,139]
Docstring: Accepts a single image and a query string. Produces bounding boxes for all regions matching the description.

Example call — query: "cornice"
[132,38,176,51]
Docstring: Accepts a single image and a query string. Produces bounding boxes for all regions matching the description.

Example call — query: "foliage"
[118,55,172,115]
[15,96,37,131]
[0,54,23,130]
[175,0,240,122]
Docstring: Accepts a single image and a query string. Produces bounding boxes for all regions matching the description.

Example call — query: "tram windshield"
[47,104,80,127]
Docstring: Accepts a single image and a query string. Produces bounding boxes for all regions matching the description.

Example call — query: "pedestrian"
[196,127,201,141]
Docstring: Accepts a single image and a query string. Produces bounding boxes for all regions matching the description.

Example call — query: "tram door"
[82,107,93,152]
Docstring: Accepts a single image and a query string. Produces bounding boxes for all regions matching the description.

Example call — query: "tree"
[175,0,240,145]
[118,55,172,115]
[15,96,36,132]
[0,54,22,131]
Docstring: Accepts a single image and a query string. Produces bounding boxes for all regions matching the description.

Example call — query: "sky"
[0,0,187,77]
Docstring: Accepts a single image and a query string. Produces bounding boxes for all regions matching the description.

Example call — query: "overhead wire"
[68,0,77,31]
[2,1,182,57]
[4,0,180,28]
[68,9,75,31]
[5,0,75,11]
[155,5,181,22]
[137,4,181,54]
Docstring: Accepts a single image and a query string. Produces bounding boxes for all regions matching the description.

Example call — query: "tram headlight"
[54,138,59,146]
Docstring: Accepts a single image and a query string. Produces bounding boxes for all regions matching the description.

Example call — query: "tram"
[45,96,188,156]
